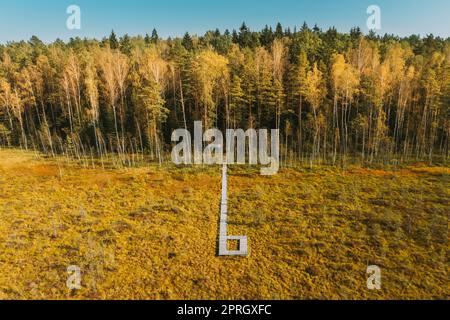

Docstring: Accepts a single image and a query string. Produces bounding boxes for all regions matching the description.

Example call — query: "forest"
[0,23,449,166]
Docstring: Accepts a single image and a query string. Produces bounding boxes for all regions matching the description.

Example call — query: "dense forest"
[0,23,449,166]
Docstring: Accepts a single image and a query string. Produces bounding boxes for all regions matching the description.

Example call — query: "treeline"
[0,23,449,165]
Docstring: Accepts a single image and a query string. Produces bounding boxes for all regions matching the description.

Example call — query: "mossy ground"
[0,149,448,299]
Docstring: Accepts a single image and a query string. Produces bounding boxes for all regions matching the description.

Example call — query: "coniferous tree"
[109,30,119,49]
[182,32,193,51]
[151,29,159,44]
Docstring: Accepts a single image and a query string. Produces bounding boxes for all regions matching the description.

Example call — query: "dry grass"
[0,149,448,300]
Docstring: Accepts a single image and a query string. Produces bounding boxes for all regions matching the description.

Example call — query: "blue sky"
[0,0,449,43]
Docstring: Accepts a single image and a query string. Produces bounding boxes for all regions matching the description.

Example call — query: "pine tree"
[109,30,119,49]
[144,33,151,45]
[275,23,283,39]
[182,33,193,51]
[120,34,132,55]
[151,29,159,44]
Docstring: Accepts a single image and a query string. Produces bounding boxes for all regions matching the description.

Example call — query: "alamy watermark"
[66,265,82,290]
[66,5,81,30]
[367,265,382,290]
[171,121,280,175]
[367,5,381,31]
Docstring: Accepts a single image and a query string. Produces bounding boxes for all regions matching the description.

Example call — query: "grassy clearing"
[0,149,448,299]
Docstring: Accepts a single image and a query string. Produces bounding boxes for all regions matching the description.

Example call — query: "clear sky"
[0,0,449,43]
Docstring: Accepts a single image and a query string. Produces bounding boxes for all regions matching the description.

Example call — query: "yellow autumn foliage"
[0,149,447,299]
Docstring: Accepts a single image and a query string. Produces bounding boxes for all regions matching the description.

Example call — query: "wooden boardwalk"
[218,158,248,256]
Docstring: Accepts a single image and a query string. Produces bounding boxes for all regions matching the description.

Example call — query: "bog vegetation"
[0,149,448,299]
[0,24,449,166]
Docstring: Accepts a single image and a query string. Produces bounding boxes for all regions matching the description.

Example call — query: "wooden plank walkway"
[218,158,248,256]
